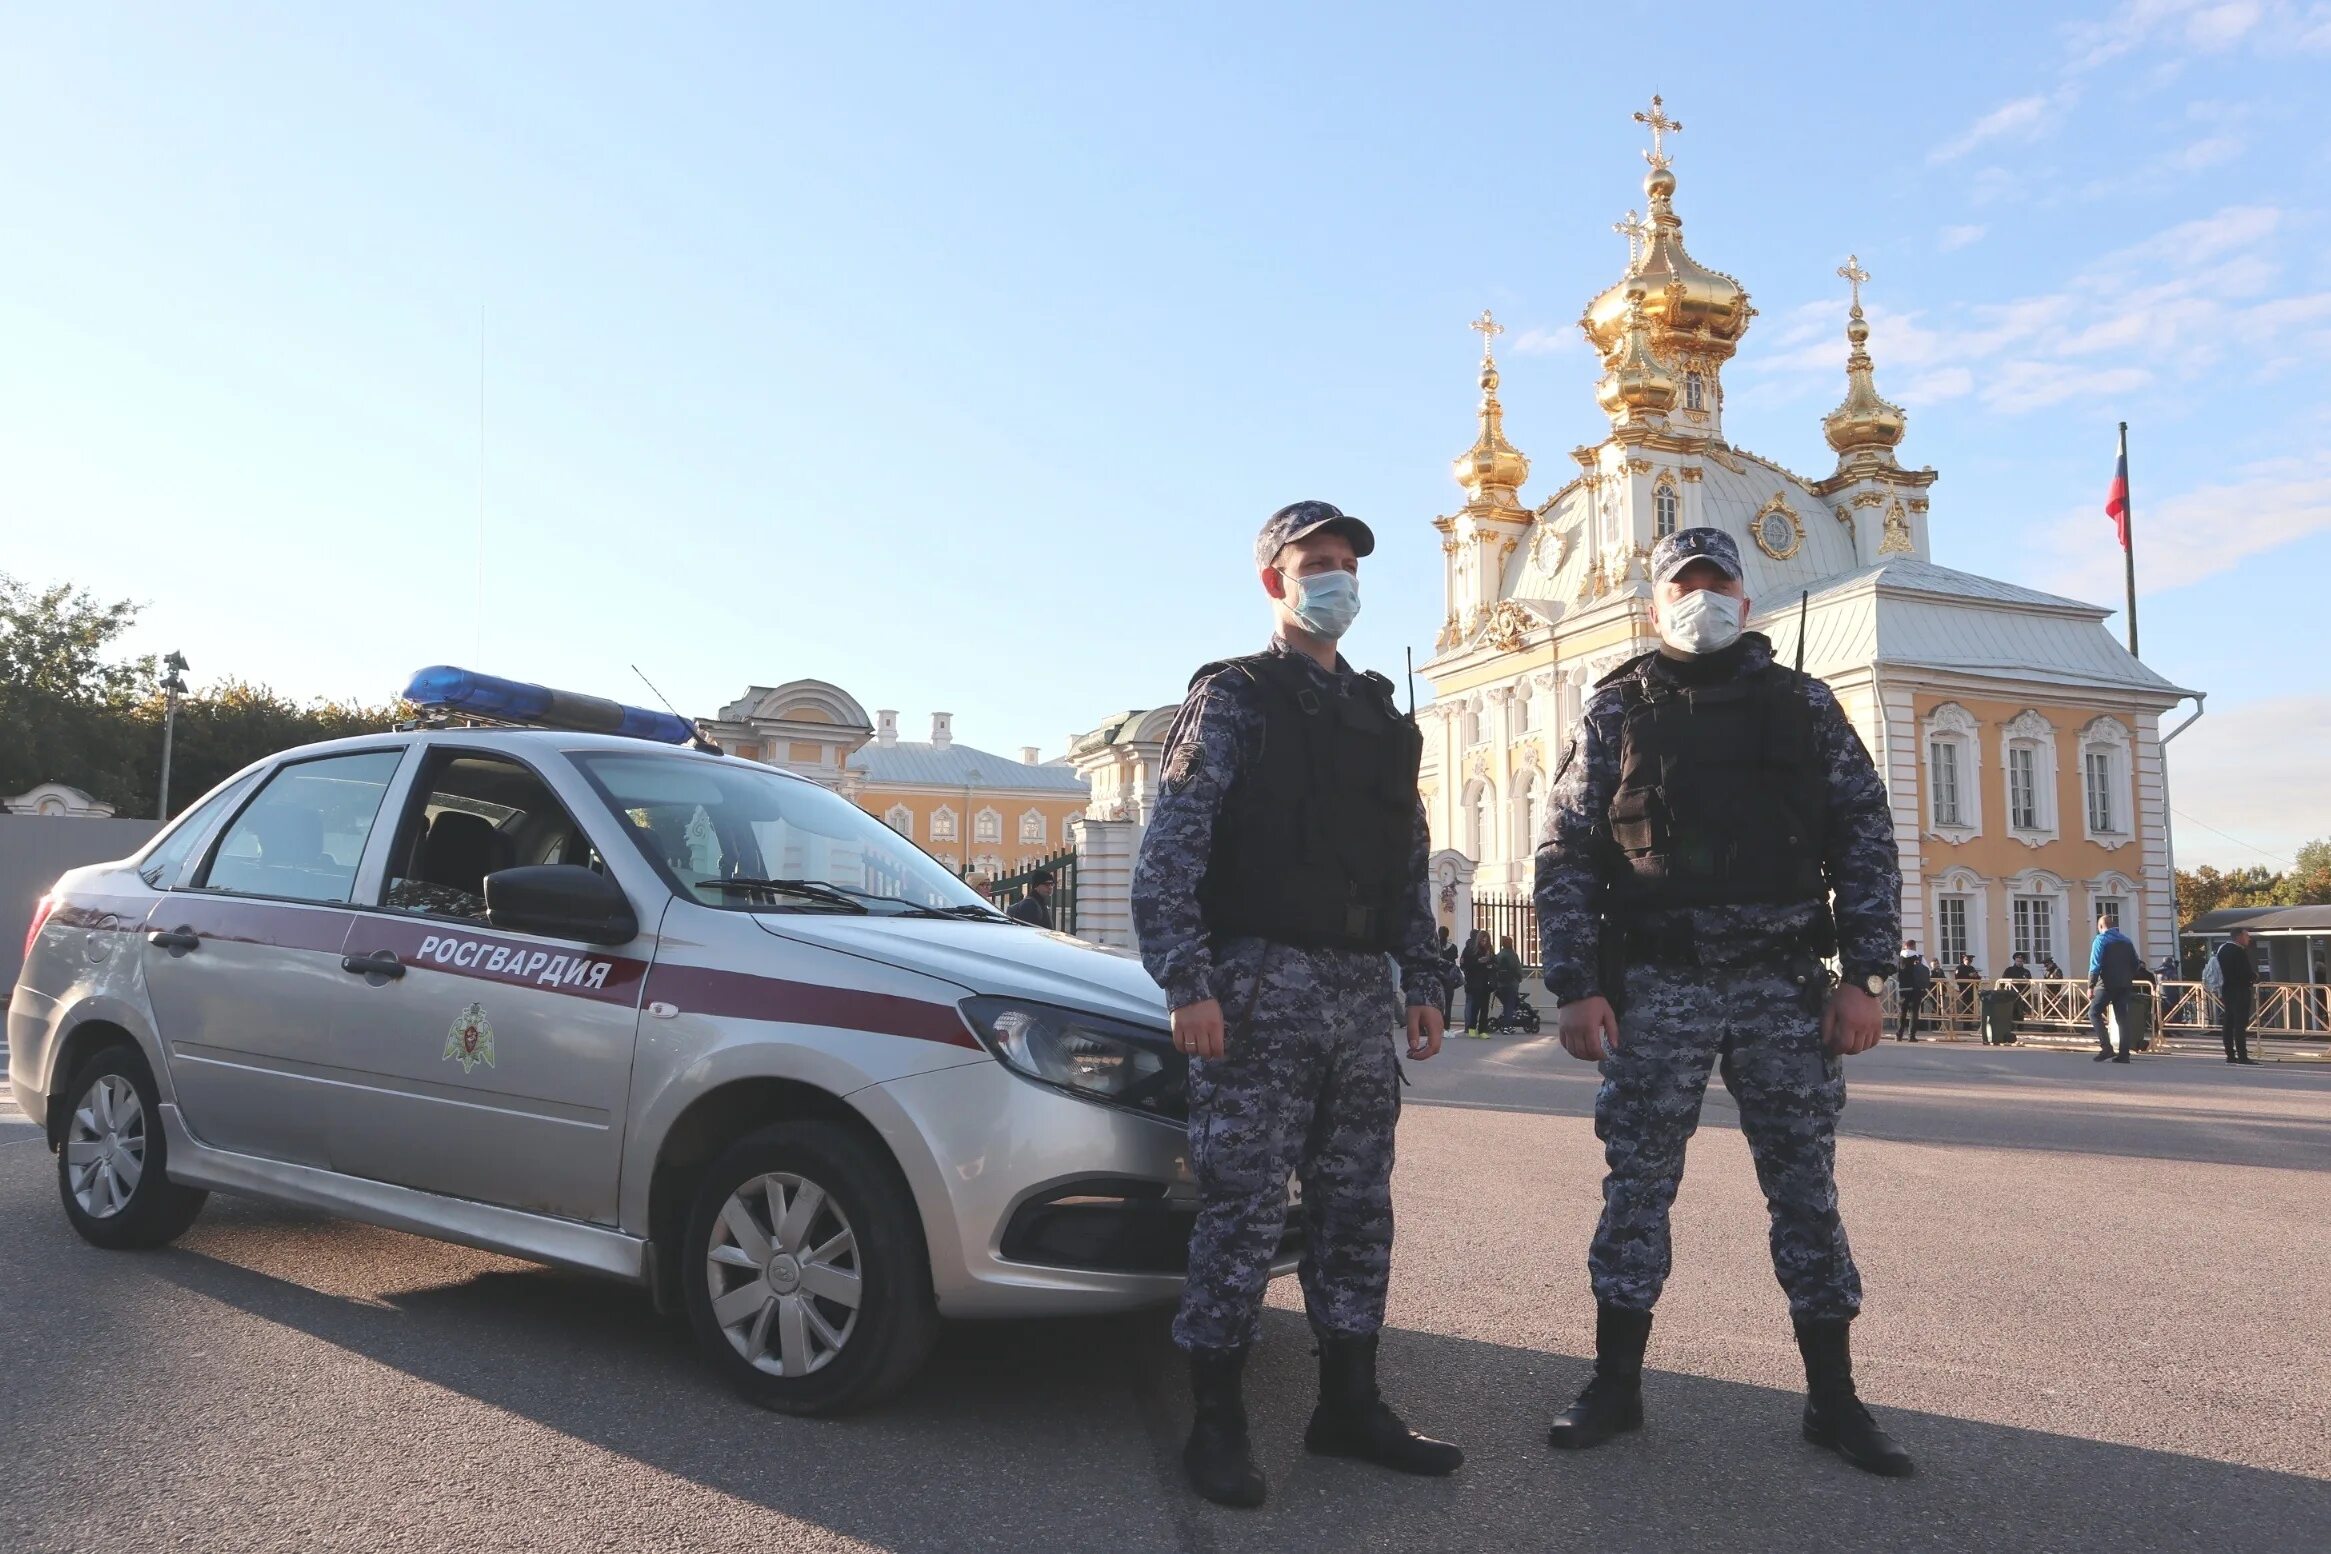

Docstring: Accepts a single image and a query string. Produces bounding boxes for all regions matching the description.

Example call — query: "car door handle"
[341,950,406,980]
[148,927,200,954]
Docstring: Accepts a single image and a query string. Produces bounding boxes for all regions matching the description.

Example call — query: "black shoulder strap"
[1187,654,1270,694]
[1596,650,1658,690]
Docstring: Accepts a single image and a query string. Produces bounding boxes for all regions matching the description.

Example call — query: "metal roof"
[846,742,1089,793]
[2185,904,2331,934]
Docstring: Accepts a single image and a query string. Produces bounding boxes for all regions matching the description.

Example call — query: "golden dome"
[1595,287,1678,424]
[1822,256,1906,461]
[1453,310,1531,508]
[1582,163,1754,362]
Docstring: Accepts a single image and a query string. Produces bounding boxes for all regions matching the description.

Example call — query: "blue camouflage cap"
[1649,526,1743,586]
[1255,500,1376,569]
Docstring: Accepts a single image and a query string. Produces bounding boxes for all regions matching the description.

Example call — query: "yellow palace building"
[1419,98,2198,975]
[700,680,1087,880]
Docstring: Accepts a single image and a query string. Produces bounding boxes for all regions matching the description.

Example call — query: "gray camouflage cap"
[1649,526,1744,586]
[1254,500,1376,569]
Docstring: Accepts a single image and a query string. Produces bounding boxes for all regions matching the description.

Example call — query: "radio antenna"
[1405,647,1417,716]
[631,663,683,718]
[1793,589,1810,674]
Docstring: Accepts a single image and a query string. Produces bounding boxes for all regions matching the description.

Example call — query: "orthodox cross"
[1633,94,1681,168]
[1612,209,1647,266]
[1837,254,1870,313]
[1469,308,1504,362]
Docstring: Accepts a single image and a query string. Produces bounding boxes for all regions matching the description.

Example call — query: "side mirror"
[485,865,639,946]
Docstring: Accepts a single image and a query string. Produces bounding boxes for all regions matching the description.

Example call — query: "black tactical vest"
[1195,654,1422,953]
[1603,655,1828,913]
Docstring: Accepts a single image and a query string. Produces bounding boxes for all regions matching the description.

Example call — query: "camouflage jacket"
[1132,639,1444,1012]
[1532,633,1900,1000]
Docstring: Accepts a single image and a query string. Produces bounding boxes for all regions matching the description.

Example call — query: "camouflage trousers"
[1174,937,1403,1351]
[1589,962,1863,1320]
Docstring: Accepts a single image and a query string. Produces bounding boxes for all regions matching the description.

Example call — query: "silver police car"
[11,676,1251,1414]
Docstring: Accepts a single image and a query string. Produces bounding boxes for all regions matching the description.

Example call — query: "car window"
[138,772,261,889]
[197,750,404,904]
[573,750,991,914]
[376,750,604,923]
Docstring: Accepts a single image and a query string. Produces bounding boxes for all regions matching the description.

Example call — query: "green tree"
[124,681,403,817]
[0,572,155,809]
[2274,838,2331,907]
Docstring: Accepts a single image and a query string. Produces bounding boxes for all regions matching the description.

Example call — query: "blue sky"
[3,2,2325,868]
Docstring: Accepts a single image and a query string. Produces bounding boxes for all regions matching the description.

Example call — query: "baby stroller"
[1488,991,1543,1035]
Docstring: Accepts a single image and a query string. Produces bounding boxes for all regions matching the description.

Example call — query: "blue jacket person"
[1533,527,1915,1477]
[1133,501,1461,1508]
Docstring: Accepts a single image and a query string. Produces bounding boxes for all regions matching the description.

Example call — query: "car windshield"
[573,750,996,916]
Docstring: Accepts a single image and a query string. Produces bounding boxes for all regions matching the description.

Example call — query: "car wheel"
[681,1119,938,1416]
[56,1043,208,1250]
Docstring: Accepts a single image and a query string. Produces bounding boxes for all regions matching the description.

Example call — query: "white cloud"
[1510,325,1580,356]
[2036,459,2331,601]
[1984,362,2153,412]
[2158,693,2331,870]
[2186,0,2267,47]
[1938,223,1988,252]
[1930,95,2058,163]
[2167,133,2244,170]
[1902,366,1975,402]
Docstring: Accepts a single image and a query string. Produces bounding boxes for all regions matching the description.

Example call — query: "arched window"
[884,804,914,838]
[1685,372,1704,411]
[1654,482,1678,539]
[2003,709,2060,842]
[1514,685,1536,733]
[1463,701,1485,746]
[973,807,1002,844]
[1517,772,1544,854]
[1019,808,1046,845]
[2079,716,2133,847]
[931,805,958,843]
[1922,702,1981,839]
[1462,780,1494,861]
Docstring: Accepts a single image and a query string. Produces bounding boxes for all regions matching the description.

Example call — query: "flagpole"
[2120,421,2139,659]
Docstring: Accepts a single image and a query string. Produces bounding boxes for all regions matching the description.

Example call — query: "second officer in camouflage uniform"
[1534,527,1915,1477]
[1134,500,1462,1509]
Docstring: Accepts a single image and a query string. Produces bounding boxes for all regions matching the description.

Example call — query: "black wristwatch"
[1843,966,1893,998]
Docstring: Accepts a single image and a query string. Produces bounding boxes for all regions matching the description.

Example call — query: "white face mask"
[1656,586,1744,655]
[1278,568,1361,639]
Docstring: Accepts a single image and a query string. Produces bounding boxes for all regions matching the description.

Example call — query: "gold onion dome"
[1822,255,1906,459]
[1453,310,1530,506]
[1581,100,1753,362]
[1596,287,1678,422]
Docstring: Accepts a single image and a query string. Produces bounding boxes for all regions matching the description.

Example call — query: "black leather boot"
[1303,1331,1463,1476]
[1184,1346,1267,1508]
[1794,1318,1914,1477]
[1547,1304,1652,1450]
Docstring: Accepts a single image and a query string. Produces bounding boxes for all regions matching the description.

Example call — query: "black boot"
[1184,1346,1267,1508]
[1303,1331,1463,1476]
[1547,1304,1652,1450]
[1794,1318,1914,1477]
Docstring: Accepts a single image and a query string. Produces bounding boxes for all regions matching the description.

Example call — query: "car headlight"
[958,997,1187,1122]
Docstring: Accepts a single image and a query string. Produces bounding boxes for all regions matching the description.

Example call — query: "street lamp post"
[156,651,190,820]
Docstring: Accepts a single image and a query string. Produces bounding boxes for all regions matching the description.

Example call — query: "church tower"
[1434,311,1535,651]
[1811,256,1938,564]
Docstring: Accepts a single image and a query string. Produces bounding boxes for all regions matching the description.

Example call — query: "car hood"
[749,916,1168,1028]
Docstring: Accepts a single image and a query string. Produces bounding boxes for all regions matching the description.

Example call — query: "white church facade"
[1417,98,2196,974]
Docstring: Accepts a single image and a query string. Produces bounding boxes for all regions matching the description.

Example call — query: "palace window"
[2079,716,2133,846]
[884,804,914,839]
[1922,702,1980,838]
[974,807,1002,844]
[1685,372,1704,412]
[1655,483,1678,539]
[2096,897,2123,931]
[2012,895,2056,965]
[1515,685,1536,733]
[1936,896,1970,964]
[1464,780,1494,861]
[1019,809,1046,845]
[1518,773,1544,853]
[2084,751,2113,834]
[1930,740,1963,829]
[1463,702,1485,746]
[931,806,958,843]
[2008,747,2038,832]
[2002,710,2059,841]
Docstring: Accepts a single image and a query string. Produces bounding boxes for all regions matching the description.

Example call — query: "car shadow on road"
[133,1227,2330,1554]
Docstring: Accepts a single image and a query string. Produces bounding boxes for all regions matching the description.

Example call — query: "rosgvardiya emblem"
[443,1002,495,1073]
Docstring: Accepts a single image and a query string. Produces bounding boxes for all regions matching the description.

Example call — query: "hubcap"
[705,1172,861,1377]
[65,1074,146,1219]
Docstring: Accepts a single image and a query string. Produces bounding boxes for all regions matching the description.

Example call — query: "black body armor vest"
[1196,654,1422,953]
[1603,657,1828,914]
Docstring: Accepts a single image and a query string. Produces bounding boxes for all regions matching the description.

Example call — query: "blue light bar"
[403,666,696,745]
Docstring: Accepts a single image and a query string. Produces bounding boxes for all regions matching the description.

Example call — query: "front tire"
[56,1042,208,1250]
[681,1119,938,1416]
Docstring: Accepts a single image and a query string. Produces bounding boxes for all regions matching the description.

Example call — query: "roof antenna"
[1793,589,1810,674]
[631,664,682,718]
[632,663,719,753]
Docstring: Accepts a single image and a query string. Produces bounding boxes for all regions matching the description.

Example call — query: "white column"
[1074,817,1139,950]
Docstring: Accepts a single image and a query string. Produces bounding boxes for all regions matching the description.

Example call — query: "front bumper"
[855,1056,1298,1319]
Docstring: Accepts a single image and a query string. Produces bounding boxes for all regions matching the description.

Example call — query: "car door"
[142,746,409,1166]
[327,745,652,1224]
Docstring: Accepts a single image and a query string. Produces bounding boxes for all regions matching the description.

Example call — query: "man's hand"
[1406,1002,1445,1061]
[1822,983,1882,1056]
[1557,995,1619,1063]
[1171,998,1226,1060]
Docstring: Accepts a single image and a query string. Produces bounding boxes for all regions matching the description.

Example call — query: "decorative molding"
[1626,457,1653,474]
[1878,500,1915,555]
[1706,447,1746,474]
[1678,466,1703,483]
[1751,494,1804,560]
[1907,498,1929,513]
[1483,599,1539,654]
[1851,490,1886,509]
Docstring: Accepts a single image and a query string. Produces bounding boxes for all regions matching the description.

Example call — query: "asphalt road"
[3,1038,2326,1553]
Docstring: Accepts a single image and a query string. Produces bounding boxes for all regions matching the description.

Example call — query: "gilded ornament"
[1678,466,1703,483]
[1878,501,1914,556]
[1750,495,1804,560]
[1852,490,1885,508]
[1706,447,1746,474]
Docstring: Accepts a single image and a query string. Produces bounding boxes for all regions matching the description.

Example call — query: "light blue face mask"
[1279,568,1362,639]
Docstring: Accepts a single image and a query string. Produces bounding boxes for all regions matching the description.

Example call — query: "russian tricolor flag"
[2104,427,2130,550]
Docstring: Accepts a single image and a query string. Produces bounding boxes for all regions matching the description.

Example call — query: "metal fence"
[1473,893,1538,962]
[984,846,1078,936]
[1892,977,2331,1053]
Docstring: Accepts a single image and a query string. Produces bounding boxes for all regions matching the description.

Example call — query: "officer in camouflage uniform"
[1534,527,1914,1478]
[1133,500,1462,1509]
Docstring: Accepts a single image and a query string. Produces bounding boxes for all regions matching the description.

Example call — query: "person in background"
[2157,953,2181,984]
[1895,940,1932,1041]
[2041,955,2065,980]
[2088,913,2153,1064]
[1493,934,1525,1026]
[1006,870,1056,929]
[1996,952,2032,1043]
[1436,925,1460,1025]
[2215,927,2260,1066]
[1461,929,1494,1038]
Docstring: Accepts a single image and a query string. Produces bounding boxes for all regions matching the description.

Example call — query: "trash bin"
[2122,991,2155,1053]
[1981,988,2020,1046]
